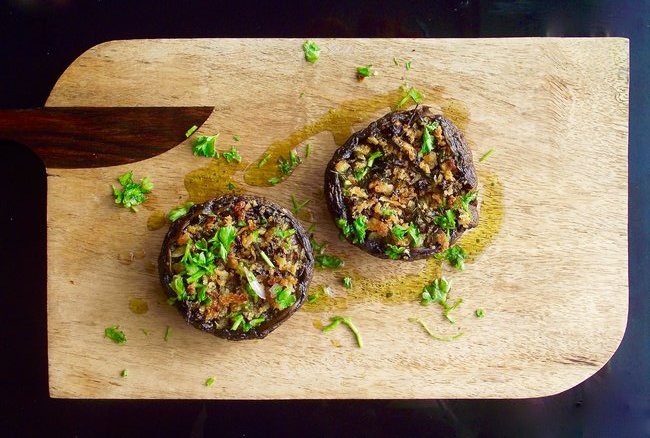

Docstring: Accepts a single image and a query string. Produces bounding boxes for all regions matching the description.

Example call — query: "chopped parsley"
[405,61,412,71]
[342,277,352,289]
[232,134,240,142]
[396,86,423,109]
[420,277,463,323]
[268,177,282,185]
[164,325,171,341]
[269,150,301,184]
[290,195,311,214]
[380,207,396,217]
[305,143,312,158]
[435,246,467,270]
[336,218,353,238]
[356,65,372,79]
[315,254,344,269]
[408,317,464,341]
[185,125,198,138]
[352,215,367,244]
[112,171,153,212]
[229,313,265,332]
[227,182,237,191]
[322,316,363,348]
[210,224,237,261]
[257,152,271,168]
[302,40,321,63]
[419,121,439,157]
[222,146,242,163]
[120,369,128,378]
[475,309,485,318]
[457,191,478,213]
[167,201,194,222]
[479,148,495,162]
[192,134,219,158]
[392,223,422,247]
[393,57,400,65]
[274,286,296,310]
[434,209,457,235]
[274,228,296,240]
[205,377,215,386]
[366,150,383,167]
[385,244,407,260]
[104,326,126,344]
[259,249,275,269]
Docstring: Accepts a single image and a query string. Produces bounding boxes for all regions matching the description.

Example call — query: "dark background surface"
[1,1,648,436]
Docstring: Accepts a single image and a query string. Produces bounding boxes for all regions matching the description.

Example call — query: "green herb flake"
[322,316,363,348]
[205,377,215,387]
[420,277,463,324]
[342,277,352,289]
[305,143,312,158]
[268,176,282,185]
[291,195,311,215]
[366,150,383,168]
[111,171,153,212]
[315,254,344,269]
[434,209,457,234]
[104,326,126,344]
[385,244,407,260]
[396,86,423,109]
[257,152,271,168]
[356,65,372,78]
[405,61,412,71]
[457,191,478,213]
[222,146,242,163]
[475,309,485,318]
[233,134,240,142]
[164,325,171,341]
[227,182,237,192]
[408,317,464,341]
[352,215,367,244]
[302,40,321,63]
[435,246,467,270]
[275,286,297,310]
[419,121,439,157]
[185,125,198,138]
[393,57,400,66]
[259,249,275,269]
[167,201,194,222]
[479,148,495,162]
[274,228,296,240]
[120,369,128,378]
[192,134,219,158]
[336,218,353,238]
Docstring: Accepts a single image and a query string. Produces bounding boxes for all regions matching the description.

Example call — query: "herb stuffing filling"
[326,106,479,260]
[163,197,311,337]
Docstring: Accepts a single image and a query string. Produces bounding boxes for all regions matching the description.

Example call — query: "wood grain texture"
[0,107,213,168]
[44,38,629,399]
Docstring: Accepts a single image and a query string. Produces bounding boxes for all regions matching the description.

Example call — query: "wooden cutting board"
[43,38,628,399]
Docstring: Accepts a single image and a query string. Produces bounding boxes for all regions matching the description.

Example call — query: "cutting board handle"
[0,107,213,168]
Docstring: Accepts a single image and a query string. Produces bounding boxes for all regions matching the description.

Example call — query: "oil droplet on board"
[129,298,149,314]
[147,210,167,231]
[184,159,246,203]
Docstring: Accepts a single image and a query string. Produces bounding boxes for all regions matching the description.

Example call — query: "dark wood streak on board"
[0,107,214,169]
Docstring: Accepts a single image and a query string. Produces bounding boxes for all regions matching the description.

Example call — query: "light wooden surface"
[45,38,629,399]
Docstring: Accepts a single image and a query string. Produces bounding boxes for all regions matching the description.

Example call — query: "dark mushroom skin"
[324,106,479,260]
[159,195,314,340]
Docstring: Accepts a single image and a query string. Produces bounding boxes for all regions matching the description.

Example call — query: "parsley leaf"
[222,146,242,163]
[457,191,478,212]
[274,228,296,240]
[229,313,265,332]
[170,275,188,301]
[342,277,352,289]
[421,277,463,323]
[392,224,409,240]
[419,122,439,158]
[322,316,363,348]
[408,317,464,341]
[104,326,126,344]
[315,254,344,269]
[336,218,353,238]
[167,202,194,222]
[120,369,128,377]
[352,215,367,244]
[396,86,423,109]
[405,61,412,71]
[257,152,271,168]
[435,245,467,270]
[479,148,495,162]
[259,249,275,269]
[233,134,240,142]
[434,209,457,234]
[356,65,372,79]
[291,195,311,214]
[275,286,297,310]
[112,171,153,212]
[366,150,383,167]
[302,40,321,63]
[185,125,198,138]
[209,224,237,261]
[192,134,219,158]
[385,244,407,260]
[205,377,215,386]
[475,309,485,318]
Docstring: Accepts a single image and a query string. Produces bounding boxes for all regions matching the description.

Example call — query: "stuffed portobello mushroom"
[325,106,479,261]
[159,195,314,340]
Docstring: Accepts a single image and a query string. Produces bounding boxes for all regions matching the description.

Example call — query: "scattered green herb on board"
[205,377,215,387]
[435,246,467,270]
[167,202,194,222]
[479,148,495,162]
[420,277,463,323]
[164,326,171,341]
[299,91,305,98]
[315,254,344,269]
[141,329,151,336]
[342,277,352,289]
[192,134,220,158]
[232,134,240,142]
[356,65,372,79]
[268,150,302,184]
[257,152,271,168]
[111,171,153,212]
[405,61,412,71]
[396,86,423,109]
[457,191,478,213]
[227,182,237,192]
[393,57,400,65]
[322,316,363,348]
[408,317,464,341]
[385,244,407,260]
[305,143,312,158]
[120,369,128,378]
[290,195,311,214]
[222,146,242,163]
[185,125,198,138]
[302,40,321,63]
[475,309,485,318]
[104,326,126,344]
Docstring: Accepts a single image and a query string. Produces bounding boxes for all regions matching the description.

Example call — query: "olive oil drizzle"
[184,159,246,203]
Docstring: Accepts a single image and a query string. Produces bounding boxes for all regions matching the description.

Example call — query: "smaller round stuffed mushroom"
[324,106,479,261]
[159,195,314,340]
